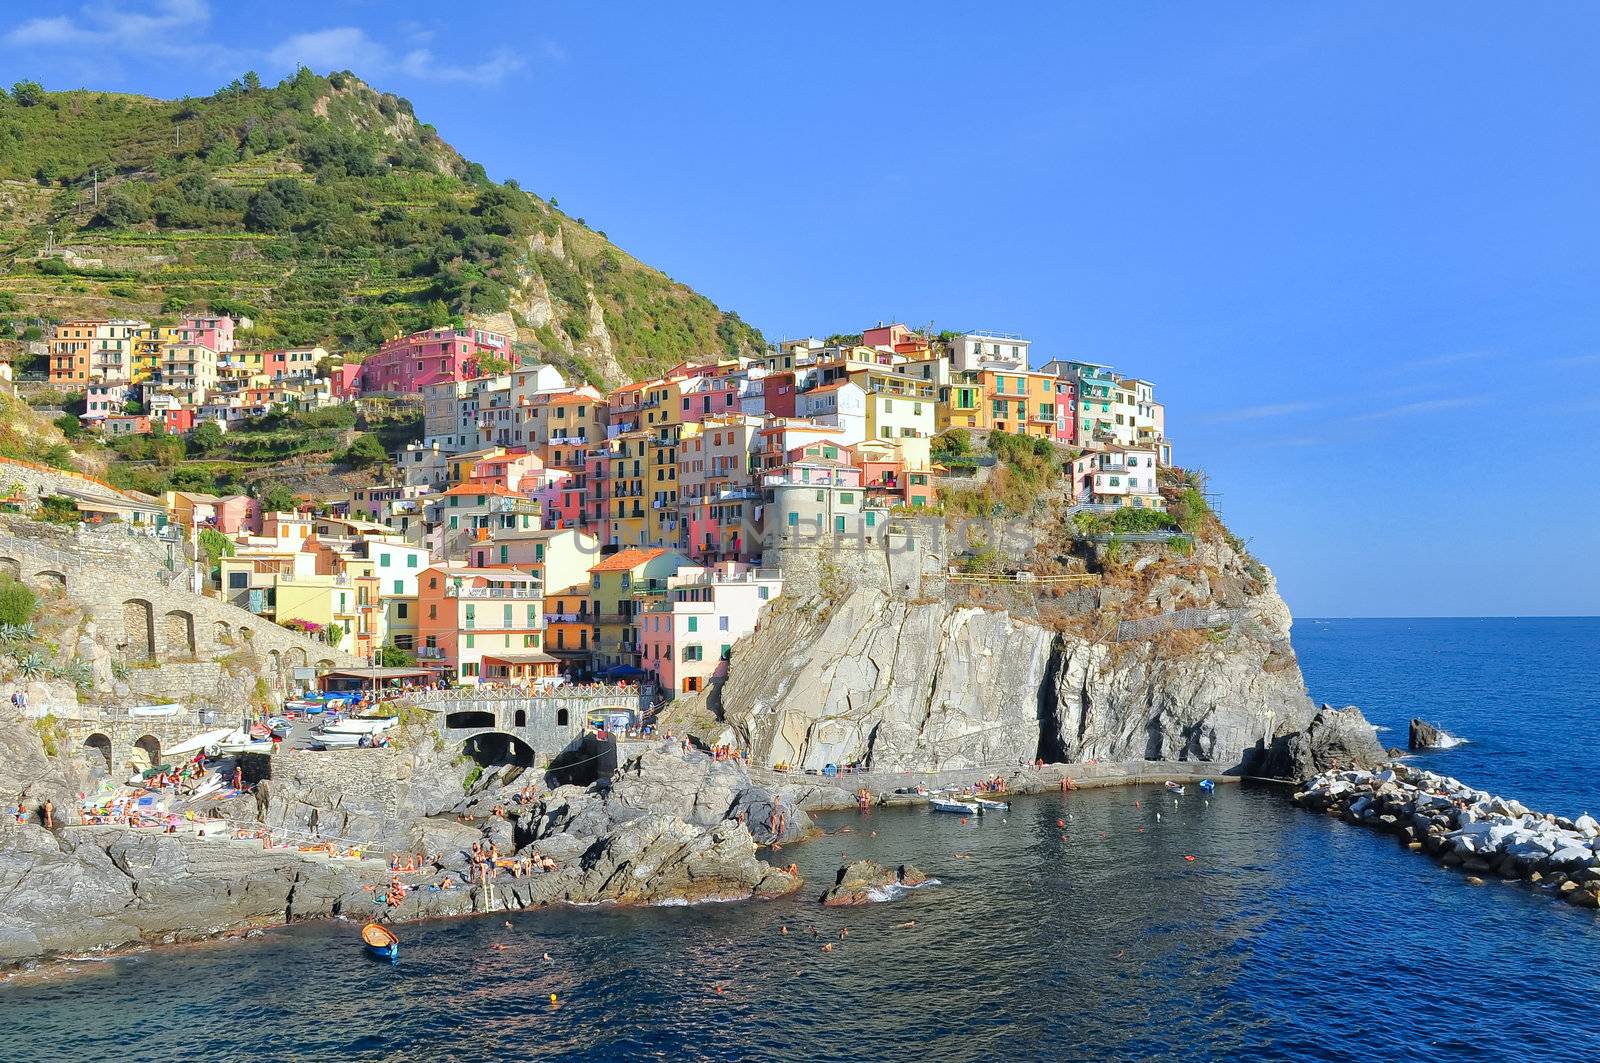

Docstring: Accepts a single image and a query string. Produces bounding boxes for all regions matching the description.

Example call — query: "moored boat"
[975,799,1010,813]
[929,797,978,814]
[361,922,399,963]
[1165,781,1186,796]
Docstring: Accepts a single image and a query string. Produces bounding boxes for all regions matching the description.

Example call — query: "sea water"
[3,617,1597,1061]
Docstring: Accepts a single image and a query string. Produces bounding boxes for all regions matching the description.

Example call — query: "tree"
[243,70,261,92]
[257,482,299,512]
[190,420,225,453]
[38,495,79,525]
[97,191,148,228]
[375,642,417,667]
[11,80,45,106]
[244,189,288,232]
[198,527,235,581]
[342,432,387,468]
[0,573,37,626]
[322,622,345,647]
[52,413,83,441]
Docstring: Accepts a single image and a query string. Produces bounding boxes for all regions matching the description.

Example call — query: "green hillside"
[0,70,763,385]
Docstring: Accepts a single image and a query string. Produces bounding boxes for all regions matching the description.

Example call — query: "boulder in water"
[1409,718,1455,750]
[819,859,928,905]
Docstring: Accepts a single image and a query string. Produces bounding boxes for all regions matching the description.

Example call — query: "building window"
[397,603,408,619]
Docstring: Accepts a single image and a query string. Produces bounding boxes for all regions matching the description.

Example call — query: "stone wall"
[0,515,362,674]
[267,747,410,816]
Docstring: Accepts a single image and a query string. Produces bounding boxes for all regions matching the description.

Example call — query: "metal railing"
[446,585,541,599]
[1114,607,1248,642]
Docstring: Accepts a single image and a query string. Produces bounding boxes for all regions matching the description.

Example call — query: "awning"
[482,652,561,666]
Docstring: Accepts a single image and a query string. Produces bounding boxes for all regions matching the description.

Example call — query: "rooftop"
[591,547,671,572]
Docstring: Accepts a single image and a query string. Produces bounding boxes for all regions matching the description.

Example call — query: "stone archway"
[30,569,67,594]
[132,734,162,771]
[83,733,113,772]
[214,620,233,647]
[445,709,495,730]
[461,731,535,769]
[0,556,19,579]
[163,609,196,659]
[315,658,334,672]
[238,626,254,644]
[268,649,282,676]
[122,599,156,661]
[289,647,307,669]
[514,709,527,728]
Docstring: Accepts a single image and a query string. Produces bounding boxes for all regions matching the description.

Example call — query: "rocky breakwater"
[688,531,1383,779]
[1294,764,1600,906]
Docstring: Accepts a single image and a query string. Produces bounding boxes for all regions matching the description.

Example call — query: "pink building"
[469,450,544,493]
[357,327,509,395]
[639,564,783,698]
[531,470,583,529]
[212,495,262,535]
[1052,376,1078,443]
[331,363,362,399]
[180,314,236,354]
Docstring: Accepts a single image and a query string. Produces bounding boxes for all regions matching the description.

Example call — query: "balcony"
[446,585,541,599]
[418,646,446,659]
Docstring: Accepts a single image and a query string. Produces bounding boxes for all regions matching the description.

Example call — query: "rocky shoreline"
[1294,764,1600,906]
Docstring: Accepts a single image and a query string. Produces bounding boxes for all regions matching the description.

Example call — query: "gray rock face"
[1261,705,1388,781]
[702,542,1384,777]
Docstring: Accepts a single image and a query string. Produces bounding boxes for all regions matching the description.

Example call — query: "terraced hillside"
[0,70,763,385]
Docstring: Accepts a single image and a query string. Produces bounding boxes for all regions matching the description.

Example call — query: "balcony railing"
[446,585,541,599]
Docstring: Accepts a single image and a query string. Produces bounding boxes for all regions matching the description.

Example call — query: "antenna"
[92,168,99,209]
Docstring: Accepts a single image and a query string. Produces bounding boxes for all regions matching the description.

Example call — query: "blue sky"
[5,2,1598,617]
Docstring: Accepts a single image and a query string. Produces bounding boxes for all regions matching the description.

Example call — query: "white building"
[949,331,1030,373]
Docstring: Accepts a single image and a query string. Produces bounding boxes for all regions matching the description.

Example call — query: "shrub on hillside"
[0,573,37,627]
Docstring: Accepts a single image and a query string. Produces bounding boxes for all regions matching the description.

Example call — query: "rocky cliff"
[677,530,1382,780]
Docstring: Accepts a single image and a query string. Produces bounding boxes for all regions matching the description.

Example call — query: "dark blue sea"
[3,617,1597,1061]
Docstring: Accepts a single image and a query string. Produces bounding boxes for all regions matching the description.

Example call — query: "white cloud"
[1352,396,1486,422]
[5,0,209,51]
[267,26,390,73]
[1199,400,1321,424]
[3,3,544,91]
[399,46,528,86]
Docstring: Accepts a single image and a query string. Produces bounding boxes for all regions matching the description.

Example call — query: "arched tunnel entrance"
[461,731,535,769]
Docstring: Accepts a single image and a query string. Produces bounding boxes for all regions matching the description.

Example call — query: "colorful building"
[639,564,783,698]
[358,327,509,396]
[417,563,548,684]
[588,547,692,674]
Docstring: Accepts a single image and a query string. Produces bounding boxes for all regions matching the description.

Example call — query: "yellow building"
[588,546,691,671]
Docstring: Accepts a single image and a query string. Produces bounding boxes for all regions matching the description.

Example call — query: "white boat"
[1165,781,1186,796]
[929,798,978,814]
[975,799,1010,812]
[127,704,182,718]
[310,730,367,749]
[164,728,235,758]
[320,716,398,736]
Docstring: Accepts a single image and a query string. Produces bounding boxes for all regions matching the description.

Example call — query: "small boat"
[361,922,399,964]
[975,799,1010,813]
[310,730,366,750]
[320,716,398,736]
[1164,781,1186,796]
[929,798,978,815]
[1198,779,1216,794]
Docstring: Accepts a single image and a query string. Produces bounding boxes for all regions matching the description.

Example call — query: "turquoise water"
[3,618,1597,1061]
